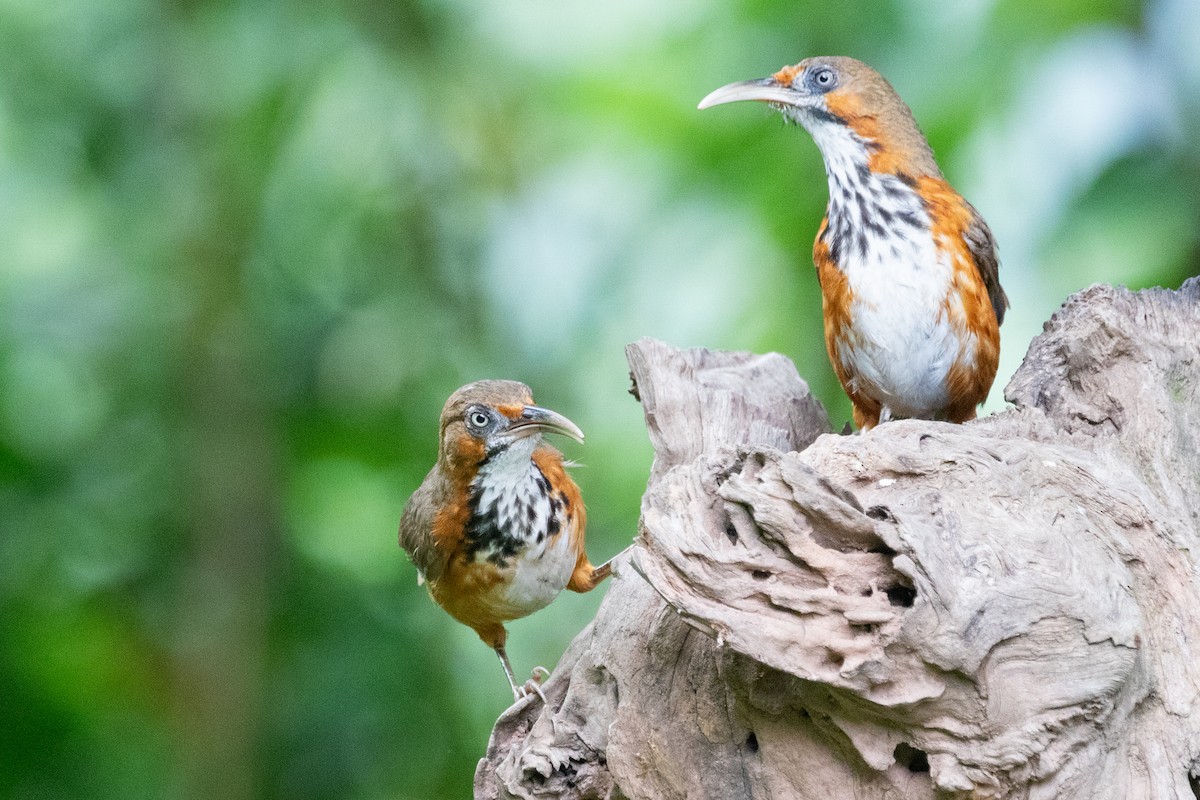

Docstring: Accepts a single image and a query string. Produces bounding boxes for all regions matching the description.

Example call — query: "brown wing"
[398,468,450,585]
[963,205,1009,326]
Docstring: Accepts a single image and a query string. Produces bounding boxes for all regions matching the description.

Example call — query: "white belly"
[838,231,972,418]
[497,519,577,619]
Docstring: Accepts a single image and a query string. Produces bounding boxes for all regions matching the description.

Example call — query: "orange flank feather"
[427,433,483,559]
[429,483,472,566]
[814,222,883,429]
[917,177,1002,423]
[531,448,606,593]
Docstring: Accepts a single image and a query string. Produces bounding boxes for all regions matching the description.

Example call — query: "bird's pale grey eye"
[809,67,838,92]
[467,409,491,430]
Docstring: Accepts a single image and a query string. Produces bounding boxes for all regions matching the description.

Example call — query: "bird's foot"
[512,682,548,705]
[518,666,549,705]
[513,666,550,705]
[569,550,626,593]
[856,405,893,433]
[591,545,634,584]
[515,667,559,734]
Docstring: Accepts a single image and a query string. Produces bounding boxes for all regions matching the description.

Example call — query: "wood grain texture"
[475,279,1200,800]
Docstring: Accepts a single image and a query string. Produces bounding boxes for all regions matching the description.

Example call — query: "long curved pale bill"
[698,78,798,110]
[512,405,585,443]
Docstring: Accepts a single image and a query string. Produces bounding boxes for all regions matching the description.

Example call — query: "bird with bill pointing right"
[700,56,1009,430]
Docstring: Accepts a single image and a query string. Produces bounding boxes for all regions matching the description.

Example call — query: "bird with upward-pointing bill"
[700,57,1008,430]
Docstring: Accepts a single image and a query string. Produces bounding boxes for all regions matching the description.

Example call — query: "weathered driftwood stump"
[474,279,1200,800]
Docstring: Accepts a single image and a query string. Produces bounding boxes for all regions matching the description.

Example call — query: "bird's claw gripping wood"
[701,56,1009,430]
[523,666,552,706]
[495,649,553,706]
[399,380,614,698]
[573,546,628,590]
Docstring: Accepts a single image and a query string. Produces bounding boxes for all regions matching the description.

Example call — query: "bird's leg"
[879,405,893,425]
[494,645,524,702]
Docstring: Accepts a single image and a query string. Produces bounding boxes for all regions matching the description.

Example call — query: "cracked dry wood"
[474,278,1200,800]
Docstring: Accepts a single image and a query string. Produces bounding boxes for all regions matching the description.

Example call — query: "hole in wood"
[893,742,929,773]
[725,523,739,544]
[885,584,917,607]
[745,732,759,753]
[751,569,770,580]
[865,505,895,523]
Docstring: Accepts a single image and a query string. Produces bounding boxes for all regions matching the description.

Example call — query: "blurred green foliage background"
[1,0,1197,797]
